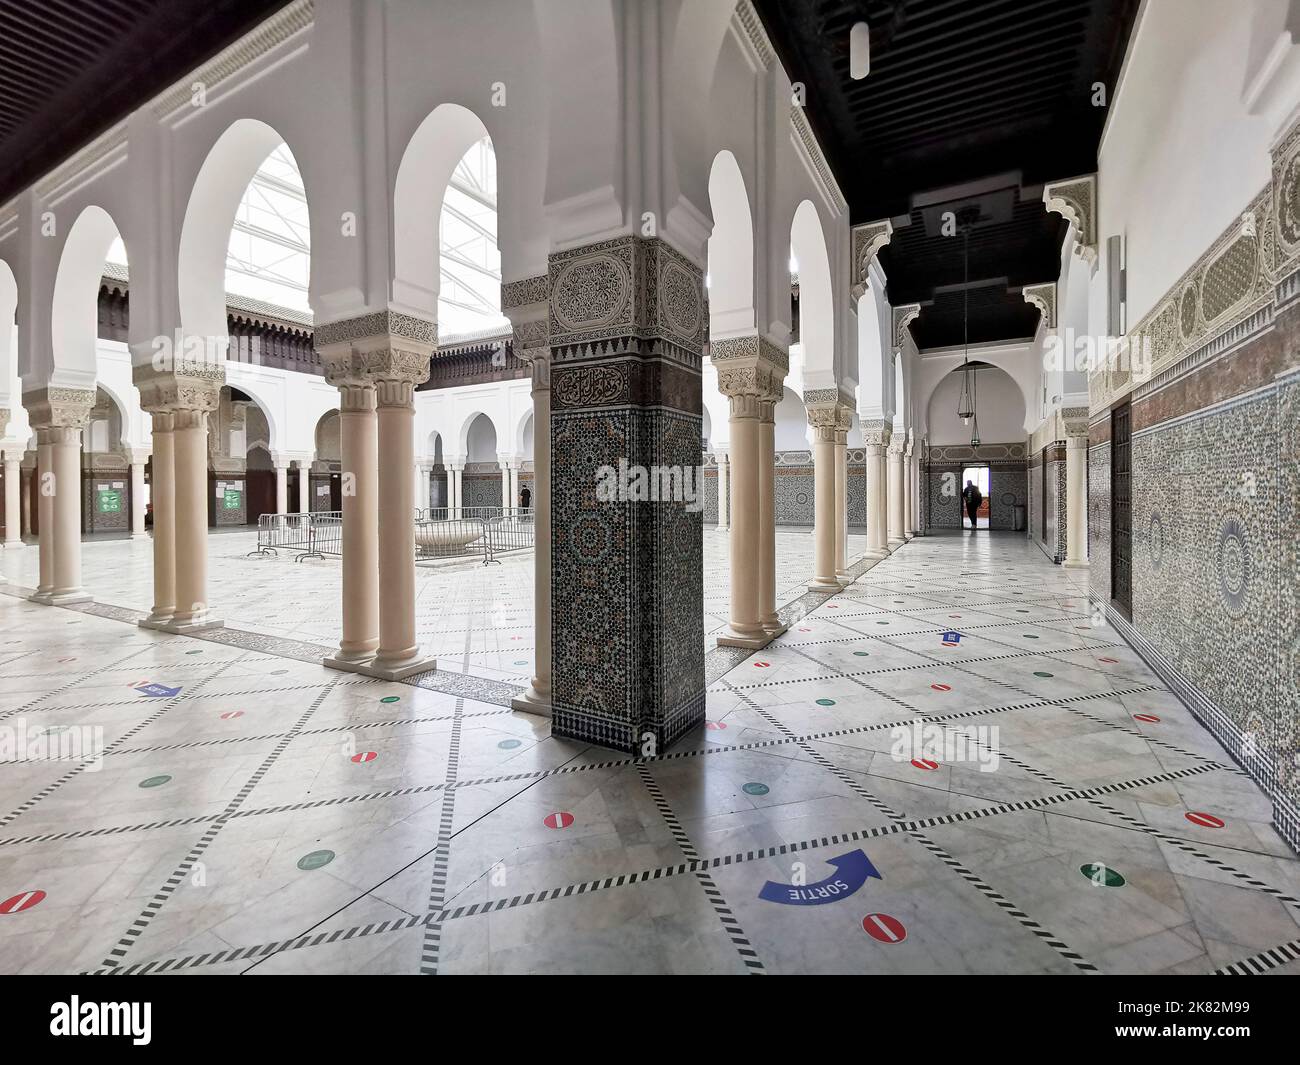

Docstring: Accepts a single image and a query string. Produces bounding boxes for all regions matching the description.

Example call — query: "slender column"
[450,464,463,517]
[834,427,849,581]
[142,413,176,624]
[129,455,148,539]
[326,382,379,666]
[1064,434,1089,568]
[499,458,511,510]
[3,450,21,548]
[715,450,729,532]
[512,353,551,716]
[887,436,906,547]
[372,376,436,677]
[170,408,219,629]
[32,434,54,601]
[508,463,519,511]
[758,399,785,635]
[274,461,289,516]
[413,461,427,515]
[296,457,311,513]
[718,394,767,645]
[863,419,890,559]
[808,412,842,592]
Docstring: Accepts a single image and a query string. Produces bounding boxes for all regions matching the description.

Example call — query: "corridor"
[1,533,1293,976]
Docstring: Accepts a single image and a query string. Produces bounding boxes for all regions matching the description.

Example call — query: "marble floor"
[1,531,1297,974]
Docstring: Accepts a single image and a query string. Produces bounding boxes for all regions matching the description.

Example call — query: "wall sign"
[96,488,122,514]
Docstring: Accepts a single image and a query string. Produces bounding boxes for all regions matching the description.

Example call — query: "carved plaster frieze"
[1061,405,1090,439]
[1022,282,1057,329]
[0,409,8,437]
[25,387,98,430]
[851,219,893,298]
[500,274,549,312]
[315,310,437,350]
[892,303,921,351]
[860,416,892,448]
[358,346,434,386]
[1042,174,1097,265]
[802,387,854,411]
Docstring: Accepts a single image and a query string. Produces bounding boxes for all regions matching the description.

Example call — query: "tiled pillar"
[3,449,22,549]
[715,450,729,532]
[142,412,175,625]
[129,453,148,539]
[887,436,906,548]
[548,236,705,752]
[372,371,436,678]
[170,407,220,630]
[326,381,379,666]
[296,457,311,513]
[1064,434,1089,568]
[502,277,552,717]
[25,388,95,605]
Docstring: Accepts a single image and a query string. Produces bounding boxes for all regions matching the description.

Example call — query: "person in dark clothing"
[520,485,532,514]
[961,479,983,530]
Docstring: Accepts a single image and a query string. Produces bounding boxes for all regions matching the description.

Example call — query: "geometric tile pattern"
[3,532,1297,973]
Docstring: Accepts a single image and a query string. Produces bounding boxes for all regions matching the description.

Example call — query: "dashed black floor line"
[419,699,463,975]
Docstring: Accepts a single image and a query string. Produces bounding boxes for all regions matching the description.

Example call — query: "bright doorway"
[960,465,990,530]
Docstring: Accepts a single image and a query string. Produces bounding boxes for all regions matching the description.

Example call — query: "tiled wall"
[923,442,1027,531]
[703,450,869,528]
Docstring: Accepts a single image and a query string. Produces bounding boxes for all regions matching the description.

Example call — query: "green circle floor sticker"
[1033,671,1054,678]
[498,739,522,749]
[742,782,770,796]
[815,698,836,706]
[298,850,335,871]
[1080,862,1125,887]
[380,696,400,704]
[853,651,870,657]
[138,775,171,789]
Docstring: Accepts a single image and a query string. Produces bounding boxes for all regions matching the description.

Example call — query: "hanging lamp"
[956,225,976,430]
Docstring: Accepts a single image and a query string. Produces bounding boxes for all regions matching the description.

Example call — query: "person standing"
[961,479,983,530]
[520,483,532,516]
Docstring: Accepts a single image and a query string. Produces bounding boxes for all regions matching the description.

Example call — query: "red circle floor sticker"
[544,811,574,830]
[0,890,45,914]
[862,912,907,943]
[351,751,377,764]
[1186,811,1225,829]
[220,711,244,720]
[911,758,939,771]
[705,721,727,731]
[1133,713,1161,723]
[930,683,951,692]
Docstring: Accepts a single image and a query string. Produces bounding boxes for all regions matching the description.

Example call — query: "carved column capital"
[338,381,376,414]
[24,386,96,430]
[711,331,789,403]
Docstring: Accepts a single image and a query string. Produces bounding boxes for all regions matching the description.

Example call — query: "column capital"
[1061,404,1090,439]
[316,310,436,391]
[712,331,788,403]
[373,378,418,410]
[0,409,8,437]
[860,416,892,449]
[338,381,376,413]
[132,342,225,414]
[126,447,152,466]
[24,386,96,430]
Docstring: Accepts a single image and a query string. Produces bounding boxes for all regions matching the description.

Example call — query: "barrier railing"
[251,507,532,565]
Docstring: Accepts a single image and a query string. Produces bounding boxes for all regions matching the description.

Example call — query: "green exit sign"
[97,489,122,513]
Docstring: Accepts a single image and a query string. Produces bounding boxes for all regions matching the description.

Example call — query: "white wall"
[926,364,1026,446]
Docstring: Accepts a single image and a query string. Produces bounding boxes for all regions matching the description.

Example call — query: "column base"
[716,625,773,650]
[327,652,437,681]
[888,537,906,549]
[138,613,173,631]
[3,540,25,550]
[46,589,92,606]
[834,570,851,584]
[762,616,788,638]
[131,532,150,541]
[28,590,53,604]
[863,547,890,560]
[1063,559,1090,569]
[807,576,843,594]
[511,684,553,718]
[150,616,224,635]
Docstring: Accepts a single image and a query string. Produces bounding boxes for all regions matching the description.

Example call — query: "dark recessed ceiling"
[0,0,293,207]
[755,0,1139,347]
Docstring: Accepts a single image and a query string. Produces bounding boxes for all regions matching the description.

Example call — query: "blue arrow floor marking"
[758,850,882,905]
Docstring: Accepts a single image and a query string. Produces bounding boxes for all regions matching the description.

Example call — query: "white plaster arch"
[706,149,756,340]
[50,205,124,382]
[925,361,1028,445]
[178,119,307,348]
[94,378,137,451]
[856,283,888,416]
[391,103,493,320]
[462,410,499,463]
[513,407,533,458]
[774,386,810,450]
[0,258,17,414]
[790,199,835,383]
[226,380,282,454]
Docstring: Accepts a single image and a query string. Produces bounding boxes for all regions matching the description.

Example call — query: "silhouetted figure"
[520,484,532,515]
[961,480,983,530]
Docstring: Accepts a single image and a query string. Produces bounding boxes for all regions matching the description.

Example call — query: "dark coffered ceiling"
[0,0,292,207]
[755,0,1139,347]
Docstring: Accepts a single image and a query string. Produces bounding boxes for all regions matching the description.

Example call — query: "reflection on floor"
[1,532,1297,974]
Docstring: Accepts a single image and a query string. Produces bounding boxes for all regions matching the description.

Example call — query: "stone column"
[887,434,906,548]
[547,237,706,751]
[140,412,175,625]
[503,276,552,716]
[758,397,786,635]
[413,460,428,515]
[806,403,842,593]
[834,419,849,582]
[862,419,890,558]
[296,457,311,513]
[3,447,21,549]
[719,392,765,645]
[508,462,520,512]
[449,462,463,518]
[715,449,729,532]
[170,407,220,630]
[25,388,95,605]
[274,460,289,516]
[325,381,379,666]
[498,457,511,510]
[128,451,149,539]
[1064,433,1089,568]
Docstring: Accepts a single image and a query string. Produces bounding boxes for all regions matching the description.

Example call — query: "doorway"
[960,465,990,530]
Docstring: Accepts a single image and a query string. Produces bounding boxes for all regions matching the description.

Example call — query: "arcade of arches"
[0,0,1297,977]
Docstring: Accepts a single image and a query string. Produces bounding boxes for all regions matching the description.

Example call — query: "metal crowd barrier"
[251,507,533,566]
